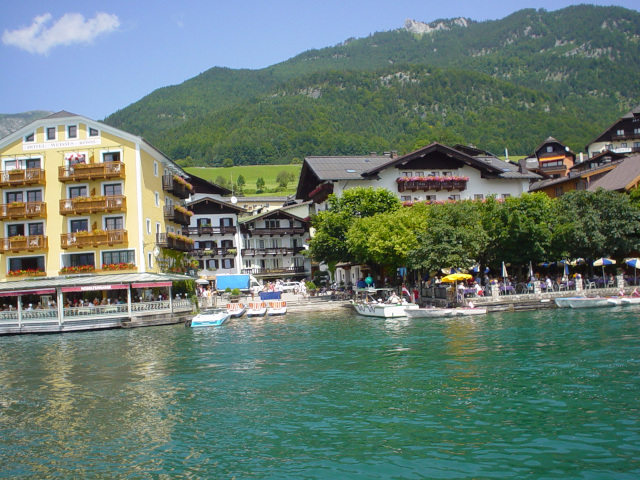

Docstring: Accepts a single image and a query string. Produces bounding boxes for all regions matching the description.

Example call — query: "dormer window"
[24,132,34,143]
[67,125,77,139]
[89,127,99,137]
[546,146,553,152]
[46,127,56,141]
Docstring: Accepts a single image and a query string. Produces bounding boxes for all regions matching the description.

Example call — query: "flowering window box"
[8,269,46,277]
[396,176,469,192]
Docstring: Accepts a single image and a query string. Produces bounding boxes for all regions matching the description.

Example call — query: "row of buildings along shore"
[0,106,638,289]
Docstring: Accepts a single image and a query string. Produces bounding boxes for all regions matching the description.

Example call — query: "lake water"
[1,307,639,479]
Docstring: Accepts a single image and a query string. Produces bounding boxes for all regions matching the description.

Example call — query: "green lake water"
[1,307,639,479]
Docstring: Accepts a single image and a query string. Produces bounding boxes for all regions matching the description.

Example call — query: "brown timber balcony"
[60,195,126,215]
[0,201,46,220]
[156,232,193,252]
[0,168,45,187]
[61,229,128,249]
[308,182,333,203]
[184,225,237,236]
[242,265,306,276]
[164,205,192,226]
[245,227,307,236]
[0,235,48,253]
[162,175,194,199]
[396,177,468,192]
[241,247,303,256]
[58,162,125,182]
[192,247,237,257]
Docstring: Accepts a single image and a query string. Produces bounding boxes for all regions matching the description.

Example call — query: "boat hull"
[353,302,418,318]
[406,307,487,319]
[246,302,267,317]
[554,297,619,308]
[226,303,246,318]
[189,310,230,327]
[267,301,287,316]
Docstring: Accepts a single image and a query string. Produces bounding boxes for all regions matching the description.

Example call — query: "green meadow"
[185,165,302,196]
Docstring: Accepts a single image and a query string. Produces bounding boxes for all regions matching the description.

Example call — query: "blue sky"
[1,1,638,120]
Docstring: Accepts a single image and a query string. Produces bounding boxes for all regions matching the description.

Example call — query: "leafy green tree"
[309,187,401,264]
[214,175,228,188]
[551,189,640,261]
[236,174,246,187]
[222,158,234,168]
[256,177,266,192]
[408,200,488,273]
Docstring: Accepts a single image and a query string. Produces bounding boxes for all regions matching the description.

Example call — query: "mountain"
[103,5,640,165]
[0,111,52,139]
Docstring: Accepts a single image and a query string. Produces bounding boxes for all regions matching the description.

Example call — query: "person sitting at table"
[93,298,100,306]
[474,282,484,296]
[25,303,33,311]
[545,277,553,290]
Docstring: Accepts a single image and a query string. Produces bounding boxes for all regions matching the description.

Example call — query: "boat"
[620,296,640,305]
[226,303,246,318]
[554,296,622,308]
[405,306,487,319]
[246,301,267,317]
[267,301,287,316]
[352,288,419,318]
[189,308,230,327]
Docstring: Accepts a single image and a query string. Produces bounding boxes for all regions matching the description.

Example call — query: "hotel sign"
[23,138,101,151]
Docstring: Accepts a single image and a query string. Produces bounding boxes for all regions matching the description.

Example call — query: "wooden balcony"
[163,205,192,226]
[61,229,127,249]
[192,247,237,257]
[241,266,306,276]
[243,227,307,236]
[0,168,45,187]
[241,247,303,256]
[60,195,126,215]
[397,178,468,192]
[308,182,334,203]
[0,235,48,253]
[184,225,237,236]
[156,232,193,252]
[0,202,46,220]
[58,162,125,182]
[162,175,194,199]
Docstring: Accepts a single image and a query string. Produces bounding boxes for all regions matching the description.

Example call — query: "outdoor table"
[500,286,515,294]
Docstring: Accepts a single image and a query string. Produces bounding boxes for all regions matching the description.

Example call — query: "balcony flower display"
[102,262,136,271]
[174,204,194,216]
[172,174,193,191]
[167,231,195,244]
[396,175,470,183]
[396,175,470,192]
[59,265,95,274]
[8,269,45,277]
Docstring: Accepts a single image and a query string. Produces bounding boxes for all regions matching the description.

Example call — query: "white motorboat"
[189,309,230,327]
[267,301,287,316]
[620,296,640,305]
[554,296,621,308]
[352,288,418,318]
[405,306,487,319]
[246,301,267,317]
[226,303,246,318]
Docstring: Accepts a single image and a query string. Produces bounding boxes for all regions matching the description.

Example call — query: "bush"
[231,288,241,296]
[306,281,317,291]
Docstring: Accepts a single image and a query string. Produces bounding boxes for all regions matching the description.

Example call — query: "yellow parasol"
[441,273,473,283]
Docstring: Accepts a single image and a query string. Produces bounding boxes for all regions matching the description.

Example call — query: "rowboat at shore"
[267,301,287,316]
[246,301,267,317]
[189,309,230,327]
[405,306,487,319]
[554,296,623,308]
[226,303,246,318]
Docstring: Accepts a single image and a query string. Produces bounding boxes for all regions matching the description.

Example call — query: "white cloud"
[2,12,120,55]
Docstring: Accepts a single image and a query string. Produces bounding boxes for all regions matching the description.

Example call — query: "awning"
[61,284,128,293]
[131,282,172,288]
[0,288,56,297]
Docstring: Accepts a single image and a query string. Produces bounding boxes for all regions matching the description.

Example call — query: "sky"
[1,1,638,120]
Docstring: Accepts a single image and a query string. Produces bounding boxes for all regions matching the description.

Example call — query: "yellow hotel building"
[0,111,194,281]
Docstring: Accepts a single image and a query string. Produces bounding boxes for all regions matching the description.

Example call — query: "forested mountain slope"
[103,5,640,165]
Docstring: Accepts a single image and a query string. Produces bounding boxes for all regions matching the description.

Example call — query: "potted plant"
[306,280,317,296]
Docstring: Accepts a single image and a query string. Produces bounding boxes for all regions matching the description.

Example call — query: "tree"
[256,177,265,193]
[276,170,295,188]
[214,175,228,188]
[222,158,234,168]
[236,174,246,187]
[309,187,402,264]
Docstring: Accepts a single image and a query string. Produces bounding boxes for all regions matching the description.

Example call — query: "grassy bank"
[185,165,301,196]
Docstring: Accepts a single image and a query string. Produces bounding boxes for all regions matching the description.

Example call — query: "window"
[105,217,123,231]
[501,194,511,199]
[425,195,436,202]
[617,129,624,136]
[415,172,424,177]
[155,192,160,207]
[621,143,628,148]
[103,151,121,162]
[221,258,234,269]
[6,192,23,203]
[46,127,56,141]
[66,252,95,267]
[156,222,161,234]
[154,162,159,176]
[24,158,41,169]
[220,217,233,227]
[634,128,640,135]
[69,186,87,198]
[634,142,640,149]
[401,196,411,202]
[70,219,89,232]
[555,187,564,197]
[7,224,25,237]
[89,127,99,137]
[67,153,86,166]
[474,194,484,201]
[265,219,280,228]
[103,183,122,196]
[9,256,44,273]
[197,218,211,227]
[146,219,151,234]
[28,223,44,236]
[206,259,218,270]
[221,239,234,248]
[67,125,77,139]
[402,171,411,177]
[546,146,553,152]
[24,132,34,143]
[148,253,153,269]
[103,250,135,265]
[449,195,461,201]
[26,190,42,202]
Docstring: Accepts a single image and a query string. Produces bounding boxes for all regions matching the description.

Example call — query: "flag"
[402,285,411,298]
